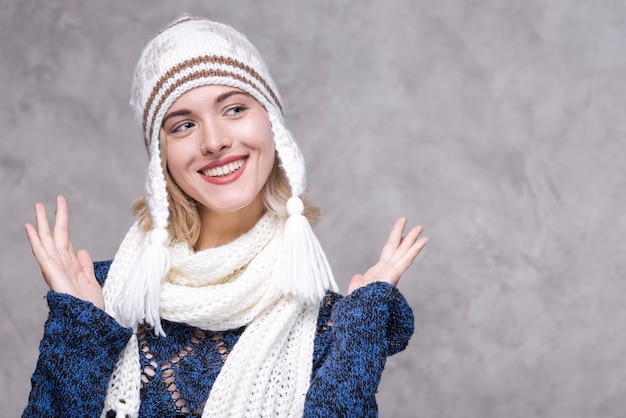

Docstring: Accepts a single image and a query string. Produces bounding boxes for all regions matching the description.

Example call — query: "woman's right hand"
[24,195,104,310]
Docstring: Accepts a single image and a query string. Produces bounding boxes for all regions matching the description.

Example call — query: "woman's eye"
[173,121,195,132]
[226,106,247,116]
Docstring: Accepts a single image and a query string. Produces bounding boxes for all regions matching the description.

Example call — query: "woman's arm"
[305,283,415,417]
[22,292,132,417]
[22,194,131,416]
[305,218,425,416]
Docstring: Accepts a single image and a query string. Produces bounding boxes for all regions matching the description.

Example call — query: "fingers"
[28,195,71,251]
[25,220,58,289]
[25,196,101,303]
[33,202,54,249]
[395,223,428,265]
[77,249,94,277]
[53,195,71,250]
[24,222,47,260]
[380,218,429,281]
[351,218,429,292]
[380,217,408,261]
[25,195,74,268]
[26,201,56,265]
[399,233,429,269]
[381,217,428,260]
[399,225,427,253]
[388,217,408,245]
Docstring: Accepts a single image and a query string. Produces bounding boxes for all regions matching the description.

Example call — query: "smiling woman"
[22,15,428,418]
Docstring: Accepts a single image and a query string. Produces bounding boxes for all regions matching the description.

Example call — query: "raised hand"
[348,217,429,294]
[24,195,104,310]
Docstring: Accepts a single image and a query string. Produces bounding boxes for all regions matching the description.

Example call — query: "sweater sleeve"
[22,292,133,417]
[304,281,415,417]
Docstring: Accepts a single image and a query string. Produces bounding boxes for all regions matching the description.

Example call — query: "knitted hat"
[115,16,338,333]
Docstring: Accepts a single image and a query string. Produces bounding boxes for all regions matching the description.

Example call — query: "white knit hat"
[114,16,338,332]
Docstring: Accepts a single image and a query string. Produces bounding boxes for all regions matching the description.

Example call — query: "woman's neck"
[195,201,265,251]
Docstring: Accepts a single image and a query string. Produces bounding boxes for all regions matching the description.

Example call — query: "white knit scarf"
[101,214,318,417]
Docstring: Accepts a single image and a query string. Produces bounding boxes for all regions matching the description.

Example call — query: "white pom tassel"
[113,227,171,336]
[281,197,339,304]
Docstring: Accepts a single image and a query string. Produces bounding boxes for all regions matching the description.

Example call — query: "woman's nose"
[200,121,232,154]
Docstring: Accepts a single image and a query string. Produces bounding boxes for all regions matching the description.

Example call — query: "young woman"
[23,16,428,417]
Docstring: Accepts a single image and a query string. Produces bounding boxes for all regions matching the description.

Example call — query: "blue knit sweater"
[23,260,414,417]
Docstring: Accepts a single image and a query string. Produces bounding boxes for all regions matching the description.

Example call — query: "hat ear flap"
[113,128,171,337]
[270,112,306,197]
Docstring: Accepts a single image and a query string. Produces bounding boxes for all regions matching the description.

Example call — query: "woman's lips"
[201,158,245,177]
[199,156,248,185]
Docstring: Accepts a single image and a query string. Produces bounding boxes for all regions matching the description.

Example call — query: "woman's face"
[162,85,275,220]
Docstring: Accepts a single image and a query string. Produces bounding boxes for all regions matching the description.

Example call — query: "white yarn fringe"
[113,228,171,336]
[281,197,339,304]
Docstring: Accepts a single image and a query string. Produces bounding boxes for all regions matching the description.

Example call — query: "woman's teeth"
[202,158,245,177]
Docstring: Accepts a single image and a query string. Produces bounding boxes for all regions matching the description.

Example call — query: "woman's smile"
[199,156,248,184]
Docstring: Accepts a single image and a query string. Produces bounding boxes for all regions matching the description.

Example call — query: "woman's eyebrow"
[162,109,191,126]
[215,90,252,103]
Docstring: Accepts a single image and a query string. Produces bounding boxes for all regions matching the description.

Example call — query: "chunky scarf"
[101,214,318,417]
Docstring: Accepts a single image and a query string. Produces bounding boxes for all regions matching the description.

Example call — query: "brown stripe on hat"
[145,68,277,146]
[142,55,283,139]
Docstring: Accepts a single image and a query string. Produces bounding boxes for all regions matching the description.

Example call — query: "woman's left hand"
[348,217,429,294]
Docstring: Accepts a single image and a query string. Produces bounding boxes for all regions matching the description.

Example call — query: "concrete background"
[1,0,625,417]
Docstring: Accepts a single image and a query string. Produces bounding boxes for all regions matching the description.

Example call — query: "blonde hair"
[133,139,319,247]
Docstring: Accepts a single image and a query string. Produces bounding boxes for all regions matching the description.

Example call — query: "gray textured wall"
[2,1,625,417]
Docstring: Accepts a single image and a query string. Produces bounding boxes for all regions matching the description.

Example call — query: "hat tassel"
[280,197,339,305]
